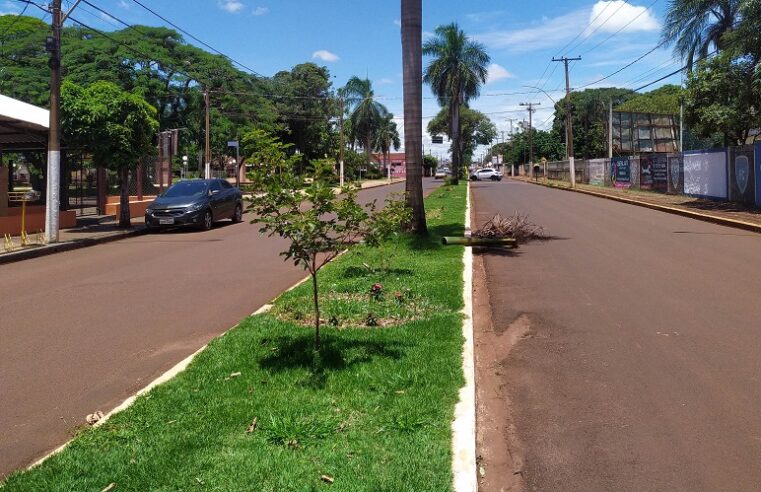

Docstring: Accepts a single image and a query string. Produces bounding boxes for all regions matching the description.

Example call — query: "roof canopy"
[0,94,49,151]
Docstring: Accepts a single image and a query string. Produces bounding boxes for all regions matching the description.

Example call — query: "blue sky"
[4,0,680,157]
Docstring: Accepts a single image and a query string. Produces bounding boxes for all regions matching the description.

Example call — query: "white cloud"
[586,1,660,35]
[117,0,130,9]
[474,1,659,54]
[377,78,395,86]
[252,6,269,16]
[486,63,514,84]
[312,50,340,62]
[393,19,401,28]
[219,0,244,13]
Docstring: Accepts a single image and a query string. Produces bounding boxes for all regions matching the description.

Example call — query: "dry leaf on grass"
[320,474,335,484]
[101,483,116,492]
[246,417,258,434]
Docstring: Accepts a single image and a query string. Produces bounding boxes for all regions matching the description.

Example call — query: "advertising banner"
[683,149,727,199]
[728,146,755,206]
[639,155,654,190]
[610,157,631,189]
[667,154,683,194]
[651,153,668,192]
[588,159,606,186]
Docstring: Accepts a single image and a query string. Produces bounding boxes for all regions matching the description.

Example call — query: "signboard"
[639,155,654,190]
[756,142,761,207]
[683,149,727,199]
[651,154,668,192]
[610,157,631,189]
[667,154,683,194]
[728,146,755,206]
[431,135,444,144]
[587,159,606,186]
[227,140,239,148]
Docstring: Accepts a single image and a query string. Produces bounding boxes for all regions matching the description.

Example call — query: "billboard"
[639,155,654,190]
[588,159,606,186]
[728,146,755,206]
[683,149,727,199]
[610,156,631,189]
[611,111,679,154]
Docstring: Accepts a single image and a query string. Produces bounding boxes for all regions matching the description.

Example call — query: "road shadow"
[675,199,761,217]
[473,235,570,257]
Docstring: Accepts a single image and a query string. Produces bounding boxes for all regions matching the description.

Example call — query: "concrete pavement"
[472,179,761,491]
[0,179,439,477]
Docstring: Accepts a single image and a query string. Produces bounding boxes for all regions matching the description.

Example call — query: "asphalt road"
[0,179,439,477]
[472,179,761,491]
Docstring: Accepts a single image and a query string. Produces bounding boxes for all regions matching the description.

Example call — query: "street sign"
[227,140,239,148]
[431,135,444,144]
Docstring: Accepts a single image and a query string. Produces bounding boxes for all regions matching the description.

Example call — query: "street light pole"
[204,89,211,179]
[519,102,540,177]
[44,0,62,244]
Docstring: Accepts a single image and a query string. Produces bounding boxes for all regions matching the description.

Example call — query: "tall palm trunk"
[450,95,461,185]
[401,0,427,234]
[118,167,131,228]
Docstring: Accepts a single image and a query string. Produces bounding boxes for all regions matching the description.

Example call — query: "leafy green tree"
[373,113,401,178]
[684,52,760,145]
[553,87,634,158]
[61,81,159,227]
[661,0,741,69]
[616,84,683,114]
[423,23,489,185]
[423,154,438,176]
[271,63,335,167]
[0,15,50,106]
[428,106,497,165]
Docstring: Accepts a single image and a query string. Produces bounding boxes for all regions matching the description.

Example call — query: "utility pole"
[44,0,81,243]
[338,94,345,187]
[553,56,581,187]
[519,102,540,177]
[608,99,614,159]
[204,89,211,179]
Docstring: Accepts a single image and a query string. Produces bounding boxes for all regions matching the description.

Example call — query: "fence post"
[96,166,107,215]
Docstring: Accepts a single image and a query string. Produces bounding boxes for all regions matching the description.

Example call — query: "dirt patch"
[473,249,526,492]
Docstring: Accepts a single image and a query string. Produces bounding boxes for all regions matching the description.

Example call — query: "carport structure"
[0,94,76,236]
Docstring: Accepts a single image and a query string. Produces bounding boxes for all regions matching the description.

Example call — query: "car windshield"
[163,181,208,198]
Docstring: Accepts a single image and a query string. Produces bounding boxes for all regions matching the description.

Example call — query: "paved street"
[472,179,761,491]
[0,179,439,476]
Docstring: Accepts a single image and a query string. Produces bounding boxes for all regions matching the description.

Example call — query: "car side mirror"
[209,189,219,196]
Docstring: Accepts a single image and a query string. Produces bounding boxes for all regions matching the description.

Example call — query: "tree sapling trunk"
[118,167,131,228]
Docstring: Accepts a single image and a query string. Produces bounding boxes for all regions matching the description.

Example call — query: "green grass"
[2,184,467,492]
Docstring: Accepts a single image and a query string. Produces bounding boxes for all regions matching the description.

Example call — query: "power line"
[561,0,617,55]
[632,48,718,92]
[128,0,265,78]
[580,0,660,56]
[0,1,31,36]
[576,39,668,89]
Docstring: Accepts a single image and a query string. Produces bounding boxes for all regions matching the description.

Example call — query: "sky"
[2,0,681,160]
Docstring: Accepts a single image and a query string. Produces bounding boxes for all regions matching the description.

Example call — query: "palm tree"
[661,0,741,70]
[423,23,490,185]
[342,76,387,163]
[401,0,427,233]
[373,113,401,180]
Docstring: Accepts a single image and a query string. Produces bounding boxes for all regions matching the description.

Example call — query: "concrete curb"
[451,182,478,492]
[0,227,148,266]
[521,179,761,234]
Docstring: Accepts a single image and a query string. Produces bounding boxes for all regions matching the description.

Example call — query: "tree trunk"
[118,167,131,228]
[450,97,461,185]
[401,0,427,234]
[311,268,321,350]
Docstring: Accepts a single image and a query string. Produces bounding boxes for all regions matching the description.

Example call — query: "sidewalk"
[516,176,761,232]
[0,216,146,265]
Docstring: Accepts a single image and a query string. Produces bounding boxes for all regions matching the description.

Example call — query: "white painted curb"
[451,182,477,491]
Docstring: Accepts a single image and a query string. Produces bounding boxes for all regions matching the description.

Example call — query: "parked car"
[435,167,451,179]
[145,179,243,231]
[470,168,503,181]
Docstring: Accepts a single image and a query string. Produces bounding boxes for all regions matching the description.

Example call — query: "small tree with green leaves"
[246,130,409,350]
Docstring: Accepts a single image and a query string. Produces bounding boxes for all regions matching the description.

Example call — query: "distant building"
[371,152,406,177]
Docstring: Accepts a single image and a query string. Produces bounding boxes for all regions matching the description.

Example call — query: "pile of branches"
[473,213,547,243]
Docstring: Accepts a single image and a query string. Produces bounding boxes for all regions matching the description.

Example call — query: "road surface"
[0,179,439,477]
[472,179,761,491]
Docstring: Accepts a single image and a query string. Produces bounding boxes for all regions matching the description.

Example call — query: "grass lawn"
[2,184,467,492]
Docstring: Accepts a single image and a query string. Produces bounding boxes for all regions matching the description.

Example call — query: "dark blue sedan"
[145,179,243,231]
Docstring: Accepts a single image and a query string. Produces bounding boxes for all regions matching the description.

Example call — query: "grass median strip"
[2,184,467,492]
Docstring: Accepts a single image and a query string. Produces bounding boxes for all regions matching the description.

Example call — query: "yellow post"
[20,200,27,246]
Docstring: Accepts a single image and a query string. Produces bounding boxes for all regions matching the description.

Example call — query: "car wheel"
[490,176,498,181]
[199,209,213,231]
[232,203,243,223]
